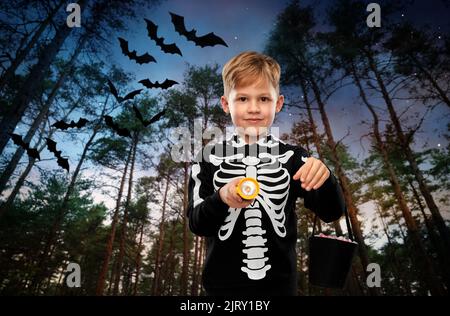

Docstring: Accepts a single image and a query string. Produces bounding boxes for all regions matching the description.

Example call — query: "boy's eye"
[261,97,270,102]
[238,97,247,102]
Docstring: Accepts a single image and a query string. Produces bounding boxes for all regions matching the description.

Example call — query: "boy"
[187,51,345,296]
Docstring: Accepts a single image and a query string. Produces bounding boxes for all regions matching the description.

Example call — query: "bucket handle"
[311,205,355,242]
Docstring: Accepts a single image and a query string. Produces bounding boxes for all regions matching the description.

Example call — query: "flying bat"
[169,12,228,48]
[104,115,132,138]
[118,37,156,64]
[138,78,178,90]
[46,138,69,172]
[107,79,142,103]
[9,133,40,160]
[52,118,89,130]
[144,18,182,56]
[132,105,166,127]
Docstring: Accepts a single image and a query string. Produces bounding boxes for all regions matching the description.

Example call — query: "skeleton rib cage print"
[189,132,345,291]
[203,133,307,280]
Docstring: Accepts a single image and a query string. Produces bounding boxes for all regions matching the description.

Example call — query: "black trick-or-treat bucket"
[308,206,358,289]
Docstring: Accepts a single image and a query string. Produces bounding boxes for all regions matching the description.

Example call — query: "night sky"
[107,0,450,233]
[107,0,450,153]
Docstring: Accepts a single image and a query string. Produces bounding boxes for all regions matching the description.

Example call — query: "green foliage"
[0,171,108,295]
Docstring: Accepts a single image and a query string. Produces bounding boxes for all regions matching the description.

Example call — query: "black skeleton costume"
[188,132,345,295]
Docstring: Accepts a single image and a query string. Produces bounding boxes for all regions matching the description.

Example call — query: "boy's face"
[221,78,284,142]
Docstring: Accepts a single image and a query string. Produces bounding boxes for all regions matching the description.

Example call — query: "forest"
[0,0,449,296]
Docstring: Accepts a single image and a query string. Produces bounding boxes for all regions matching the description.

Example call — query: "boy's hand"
[293,157,330,191]
[218,177,255,209]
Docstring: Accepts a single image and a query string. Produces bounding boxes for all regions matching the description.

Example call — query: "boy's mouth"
[244,118,264,124]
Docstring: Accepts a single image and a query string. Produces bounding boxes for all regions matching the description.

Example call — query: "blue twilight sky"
[102,0,450,158]
[7,0,448,175]
[94,0,450,230]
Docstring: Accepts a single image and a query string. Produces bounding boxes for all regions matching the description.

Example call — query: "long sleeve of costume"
[187,160,230,236]
[293,147,345,223]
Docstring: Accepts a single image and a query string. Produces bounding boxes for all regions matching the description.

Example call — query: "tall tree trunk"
[352,64,445,295]
[365,50,450,252]
[121,263,132,295]
[29,101,107,284]
[0,54,85,198]
[0,0,66,89]
[299,79,344,237]
[297,209,305,295]
[133,220,145,296]
[407,179,450,291]
[198,237,205,296]
[409,55,450,108]
[376,204,412,295]
[308,77,377,295]
[391,208,407,241]
[152,175,170,296]
[1,134,46,213]
[181,162,190,295]
[29,120,102,292]
[0,0,86,155]
[31,100,109,288]
[1,117,48,206]
[190,235,200,295]
[168,228,178,295]
[96,143,134,295]
[0,96,91,218]
[0,34,88,195]
[113,132,138,295]
[163,220,177,295]
[107,255,118,296]
[298,79,357,294]
[299,79,323,157]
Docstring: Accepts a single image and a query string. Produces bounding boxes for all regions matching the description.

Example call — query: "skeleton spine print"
[210,134,295,280]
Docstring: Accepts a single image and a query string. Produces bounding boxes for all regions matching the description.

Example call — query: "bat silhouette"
[144,18,182,56]
[52,118,89,130]
[138,78,178,90]
[46,138,69,172]
[118,37,156,64]
[107,79,142,103]
[132,105,166,127]
[9,133,40,160]
[104,115,132,138]
[169,12,228,48]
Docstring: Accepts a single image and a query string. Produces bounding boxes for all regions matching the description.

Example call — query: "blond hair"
[222,51,281,97]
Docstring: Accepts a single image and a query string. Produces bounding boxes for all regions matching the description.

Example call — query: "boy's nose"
[247,100,260,113]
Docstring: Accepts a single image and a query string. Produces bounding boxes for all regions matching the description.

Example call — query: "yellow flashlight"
[236,177,259,200]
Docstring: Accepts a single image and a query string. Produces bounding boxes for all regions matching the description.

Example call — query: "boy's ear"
[276,95,284,113]
[221,96,230,114]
